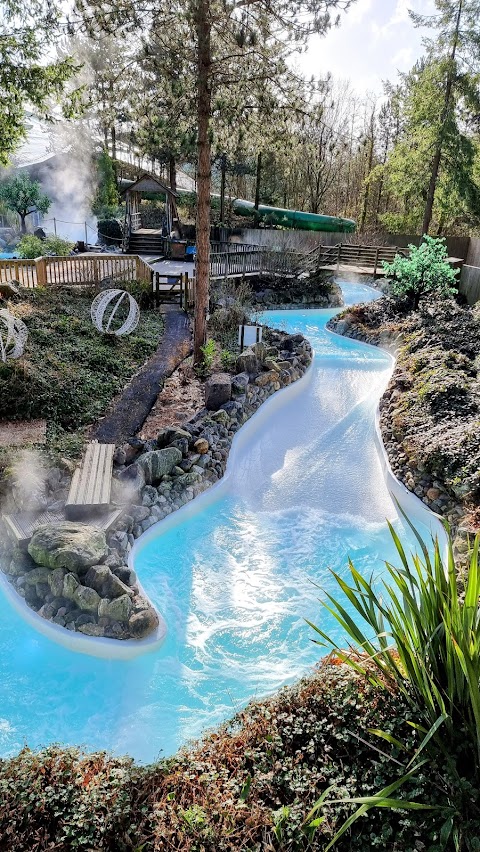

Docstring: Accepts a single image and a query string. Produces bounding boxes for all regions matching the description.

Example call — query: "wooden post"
[85,222,88,248]
[374,246,379,278]
[35,256,47,288]
[154,271,159,309]
[53,218,57,236]
[337,243,341,272]
[135,256,142,280]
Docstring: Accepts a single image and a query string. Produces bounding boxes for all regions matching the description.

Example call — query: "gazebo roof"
[121,172,178,198]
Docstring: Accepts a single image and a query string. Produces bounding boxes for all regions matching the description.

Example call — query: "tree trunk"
[19,213,27,234]
[193,0,212,365]
[219,153,226,224]
[111,125,117,161]
[421,0,463,235]
[254,151,262,210]
[359,110,375,233]
[169,155,177,195]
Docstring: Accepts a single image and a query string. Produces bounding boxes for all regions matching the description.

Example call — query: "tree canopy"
[0,173,51,233]
[0,0,79,164]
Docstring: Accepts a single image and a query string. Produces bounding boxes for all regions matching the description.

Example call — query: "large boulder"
[73,585,101,614]
[84,564,133,599]
[128,607,159,638]
[205,372,232,411]
[236,348,258,375]
[136,447,182,484]
[28,523,108,572]
[98,594,132,623]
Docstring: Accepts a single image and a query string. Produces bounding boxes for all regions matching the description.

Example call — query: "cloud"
[348,0,374,25]
[391,46,413,68]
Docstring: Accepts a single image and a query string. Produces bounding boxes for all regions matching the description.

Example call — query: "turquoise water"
[0,252,17,259]
[0,282,437,762]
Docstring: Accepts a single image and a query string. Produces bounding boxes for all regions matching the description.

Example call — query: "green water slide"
[232,198,356,233]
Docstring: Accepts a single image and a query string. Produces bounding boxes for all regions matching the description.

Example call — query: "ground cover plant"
[0,660,451,851]
[0,286,164,461]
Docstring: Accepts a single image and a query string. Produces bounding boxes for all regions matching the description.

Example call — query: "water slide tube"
[232,198,356,233]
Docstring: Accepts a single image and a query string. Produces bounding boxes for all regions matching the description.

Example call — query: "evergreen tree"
[0,0,78,164]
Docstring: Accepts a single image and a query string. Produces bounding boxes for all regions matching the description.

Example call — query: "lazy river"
[0,282,441,762]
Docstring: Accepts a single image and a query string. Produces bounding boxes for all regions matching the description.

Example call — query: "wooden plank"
[65,440,114,519]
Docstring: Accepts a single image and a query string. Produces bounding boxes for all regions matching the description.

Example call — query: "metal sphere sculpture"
[0,309,28,362]
[90,288,140,337]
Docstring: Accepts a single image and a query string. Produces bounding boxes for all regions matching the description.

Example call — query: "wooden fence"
[153,271,194,309]
[304,243,409,275]
[459,265,480,305]
[210,248,301,279]
[0,254,153,288]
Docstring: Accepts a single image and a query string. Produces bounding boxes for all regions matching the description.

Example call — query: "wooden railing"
[210,247,301,278]
[303,242,409,275]
[0,254,153,288]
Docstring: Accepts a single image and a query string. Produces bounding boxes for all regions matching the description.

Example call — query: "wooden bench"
[2,506,123,549]
[65,441,115,521]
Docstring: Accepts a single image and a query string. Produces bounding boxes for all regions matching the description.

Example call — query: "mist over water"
[0,283,438,761]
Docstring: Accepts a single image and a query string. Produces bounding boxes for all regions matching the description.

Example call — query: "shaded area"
[94,305,192,444]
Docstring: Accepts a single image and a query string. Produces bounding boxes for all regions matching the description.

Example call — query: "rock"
[205,372,232,411]
[73,585,101,614]
[23,566,51,586]
[130,504,150,522]
[99,594,132,623]
[0,281,21,299]
[84,564,110,594]
[117,463,146,497]
[170,437,189,456]
[128,607,159,638]
[231,372,249,396]
[113,447,127,466]
[77,623,104,637]
[156,427,192,449]
[252,341,266,363]
[427,487,441,501]
[255,370,278,387]
[236,348,257,374]
[47,567,67,598]
[63,573,80,600]
[28,523,108,572]
[136,448,182,485]
[193,438,209,455]
[114,565,137,586]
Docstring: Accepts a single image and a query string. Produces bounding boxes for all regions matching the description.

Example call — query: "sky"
[298,0,437,95]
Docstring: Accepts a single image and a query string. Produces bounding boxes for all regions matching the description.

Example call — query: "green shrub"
[97,218,123,245]
[382,235,458,309]
[16,234,44,258]
[17,234,74,258]
[44,235,74,256]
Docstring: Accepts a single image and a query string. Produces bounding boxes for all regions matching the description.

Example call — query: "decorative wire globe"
[90,289,140,337]
[0,309,28,362]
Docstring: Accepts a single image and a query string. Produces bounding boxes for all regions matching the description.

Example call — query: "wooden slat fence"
[304,243,409,275]
[0,258,37,288]
[0,254,153,288]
